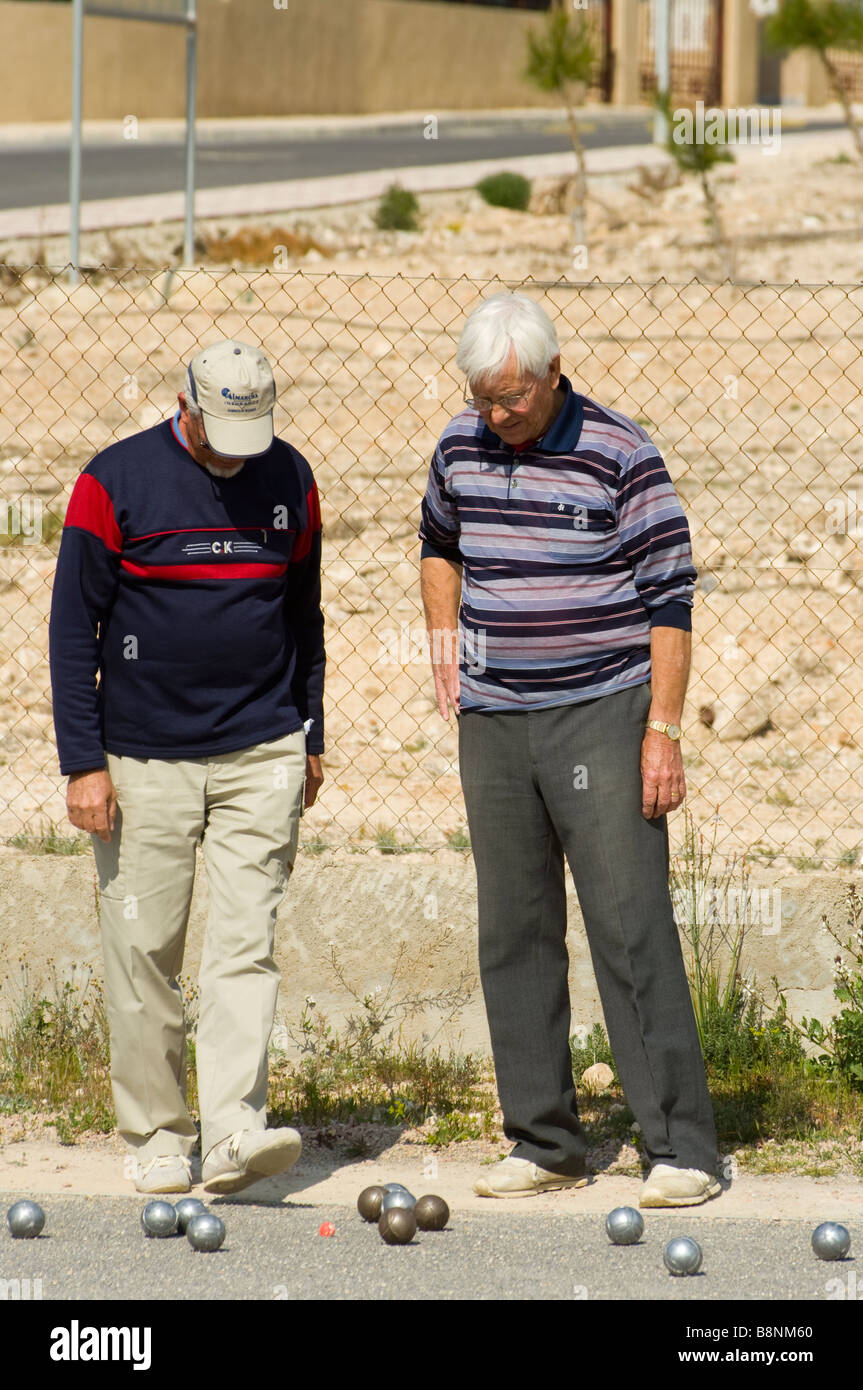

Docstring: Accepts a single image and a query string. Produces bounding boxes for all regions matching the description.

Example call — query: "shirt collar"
[478,373,584,455]
[539,374,583,452]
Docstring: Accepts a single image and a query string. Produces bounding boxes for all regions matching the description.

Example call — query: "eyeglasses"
[464,380,537,413]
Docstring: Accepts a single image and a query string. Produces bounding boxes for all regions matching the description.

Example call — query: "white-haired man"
[49,340,325,1196]
[419,293,720,1206]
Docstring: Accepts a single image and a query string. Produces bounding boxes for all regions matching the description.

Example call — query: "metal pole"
[653,0,671,146]
[184,1,197,267]
[69,0,85,283]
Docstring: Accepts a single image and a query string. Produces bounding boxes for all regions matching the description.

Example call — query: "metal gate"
[638,0,724,107]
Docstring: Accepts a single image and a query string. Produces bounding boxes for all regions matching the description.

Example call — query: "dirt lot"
[1,126,862,865]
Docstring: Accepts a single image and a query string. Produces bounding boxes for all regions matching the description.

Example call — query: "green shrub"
[570,1022,616,1079]
[700,986,804,1081]
[476,172,532,211]
[0,965,114,1143]
[6,819,89,854]
[374,184,420,231]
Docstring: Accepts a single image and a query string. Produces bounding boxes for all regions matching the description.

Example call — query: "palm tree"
[524,0,597,261]
[766,0,863,158]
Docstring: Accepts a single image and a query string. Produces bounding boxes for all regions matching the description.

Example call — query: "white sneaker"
[474,1155,589,1199]
[639,1163,721,1208]
[134,1154,192,1194]
[202,1127,302,1195]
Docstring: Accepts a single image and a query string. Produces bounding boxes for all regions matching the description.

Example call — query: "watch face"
[667,724,681,740]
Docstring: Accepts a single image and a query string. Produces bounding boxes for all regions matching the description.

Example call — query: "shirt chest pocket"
[543,499,616,563]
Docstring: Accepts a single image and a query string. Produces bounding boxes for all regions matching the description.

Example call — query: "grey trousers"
[458,681,718,1178]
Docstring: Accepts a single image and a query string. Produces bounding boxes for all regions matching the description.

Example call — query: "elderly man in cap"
[419,293,720,1207]
[49,340,325,1195]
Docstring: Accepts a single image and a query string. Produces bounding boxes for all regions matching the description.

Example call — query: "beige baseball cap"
[186,340,276,457]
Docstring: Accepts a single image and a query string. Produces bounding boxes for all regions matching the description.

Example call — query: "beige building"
[0,0,857,124]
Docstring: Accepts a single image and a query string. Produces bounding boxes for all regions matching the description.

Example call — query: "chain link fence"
[1,263,862,867]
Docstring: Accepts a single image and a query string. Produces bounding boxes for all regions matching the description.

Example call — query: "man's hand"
[431,636,460,720]
[67,768,117,843]
[643,625,690,818]
[304,754,323,809]
[641,730,686,819]
[421,556,462,722]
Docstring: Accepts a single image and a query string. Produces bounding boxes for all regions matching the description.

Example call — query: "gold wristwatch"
[646,719,681,741]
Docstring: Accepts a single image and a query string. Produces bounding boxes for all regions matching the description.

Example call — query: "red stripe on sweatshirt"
[291,481,322,563]
[64,474,123,553]
[120,560,288,580]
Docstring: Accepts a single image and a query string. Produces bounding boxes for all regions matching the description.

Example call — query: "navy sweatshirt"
[49,414,325,775]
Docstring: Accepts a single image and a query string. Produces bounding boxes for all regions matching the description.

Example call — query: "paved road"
[0,113,846,213]
[1,1195,858,1303]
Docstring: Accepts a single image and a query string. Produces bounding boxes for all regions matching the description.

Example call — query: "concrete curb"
[0,105,847,147]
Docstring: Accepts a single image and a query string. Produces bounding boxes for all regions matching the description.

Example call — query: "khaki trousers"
[91,729,306,1162]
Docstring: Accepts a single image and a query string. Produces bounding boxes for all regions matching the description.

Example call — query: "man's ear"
[548,354,561,391]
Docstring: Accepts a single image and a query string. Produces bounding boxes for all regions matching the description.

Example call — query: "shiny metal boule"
[663,1236,703,1276]
[382,1183,411,1194]
[811,1222,851,1261]
[140,1200,178,1238]
[414,1194,449,1231]
[6,1200,45,1239]
[605,1206,644,1245]
[378,1207,417,1245]
[381,1188,416,1213]
[357,1186,385,1222]
[174,1197,208,1233]
[187,1212,226,1252]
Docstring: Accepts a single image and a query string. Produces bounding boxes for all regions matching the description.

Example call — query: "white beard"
[203,459,245,479]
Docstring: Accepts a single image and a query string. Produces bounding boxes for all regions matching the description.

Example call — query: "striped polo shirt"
[418,374,696,711]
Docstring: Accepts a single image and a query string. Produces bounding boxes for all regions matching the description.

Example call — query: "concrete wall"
[0,844,853,1061]
[1,0,851,126]
[0,0,569,123]
[722,0,759,109]
[781,49,832,108]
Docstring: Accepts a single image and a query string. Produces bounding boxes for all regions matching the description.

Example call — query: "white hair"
[455,292,559,386]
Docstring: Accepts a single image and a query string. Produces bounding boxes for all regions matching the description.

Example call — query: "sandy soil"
[2,127,863,866]
[2,1123,862,1220]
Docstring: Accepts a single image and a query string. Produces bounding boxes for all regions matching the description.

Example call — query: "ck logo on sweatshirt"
[182,540,263,557]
